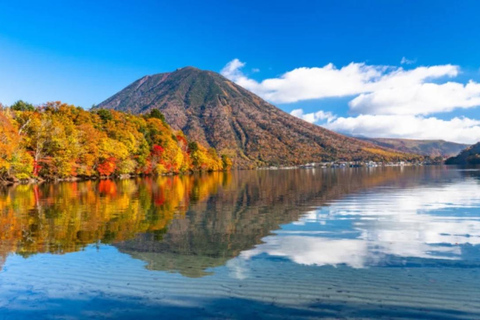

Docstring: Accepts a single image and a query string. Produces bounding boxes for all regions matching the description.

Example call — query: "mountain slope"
[359,138,469,158]
[97,67,418,167]
[445,142,480,165]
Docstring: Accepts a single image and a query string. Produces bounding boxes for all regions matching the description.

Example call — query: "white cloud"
[325,114,480,144]
[349,79,480,115]
[221,59,480,143]
[290,108,336,123]
[400,56,416,65]
[222,59,386,103]
[221,59,269,97]
[221,58,245,76]
[221,59,480,116]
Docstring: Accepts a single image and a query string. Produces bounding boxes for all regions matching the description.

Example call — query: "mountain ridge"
[358,137,469,158]
[445,142,480,165]
[97,67,420,167]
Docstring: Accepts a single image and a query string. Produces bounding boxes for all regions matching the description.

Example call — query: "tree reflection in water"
[1,167,477,277]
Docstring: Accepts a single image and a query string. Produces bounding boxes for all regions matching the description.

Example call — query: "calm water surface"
[0,166,479,319]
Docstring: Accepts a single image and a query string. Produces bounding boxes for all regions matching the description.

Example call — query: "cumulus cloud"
[222,59,386,103]
[325,115,480,144]
[290,108,336,123]
[221,59,480,116]
[349,79,480,115]
[221,59,480,143]
[220,59,268,97]
[221,58,245,76]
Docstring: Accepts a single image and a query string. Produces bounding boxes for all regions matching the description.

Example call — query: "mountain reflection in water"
[240,178,480,270]
[1,167,480,319]
[2,166,479,278]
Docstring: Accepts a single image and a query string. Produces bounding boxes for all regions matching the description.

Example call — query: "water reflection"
[239,169,480,270]
[0,173,228,269]
[2,167,480,319]
[1,167,480,277]
[115,167,480,276]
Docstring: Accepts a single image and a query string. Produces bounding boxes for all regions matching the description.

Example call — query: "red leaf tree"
[97,157,116,176]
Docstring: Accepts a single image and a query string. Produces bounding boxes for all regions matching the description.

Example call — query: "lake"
[0,166,479,319]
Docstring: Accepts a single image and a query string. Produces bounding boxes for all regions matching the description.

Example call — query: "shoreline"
[1,161,447,187]
[0,171,228,187]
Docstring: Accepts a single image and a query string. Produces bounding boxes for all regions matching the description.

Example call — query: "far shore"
[1,159,448,187]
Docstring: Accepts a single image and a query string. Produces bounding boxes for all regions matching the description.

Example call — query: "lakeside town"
[258,159,443,170]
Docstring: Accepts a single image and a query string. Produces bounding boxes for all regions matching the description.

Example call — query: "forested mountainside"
[0,101,230,183]
[445,141,480,165]
[360,137,469,158]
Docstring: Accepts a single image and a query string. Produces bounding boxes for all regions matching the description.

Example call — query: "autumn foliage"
[0,173,227,257]
[0,101,231,181]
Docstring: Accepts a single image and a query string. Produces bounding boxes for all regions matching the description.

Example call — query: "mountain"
[445,142,480,165]
[359,138,469,158]
[97,67,418,167]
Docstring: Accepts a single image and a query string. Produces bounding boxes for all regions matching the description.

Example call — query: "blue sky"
[2,0,480,143]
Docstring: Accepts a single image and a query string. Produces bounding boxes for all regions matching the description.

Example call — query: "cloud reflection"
[236,178,480,271]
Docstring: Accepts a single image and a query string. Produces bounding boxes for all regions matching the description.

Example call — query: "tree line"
[0,101,232,182]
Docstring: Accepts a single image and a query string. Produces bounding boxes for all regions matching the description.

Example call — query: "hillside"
[445,142,480,165]
[97,67,419,167]
[359,138,469,158]
[0,102,229,183]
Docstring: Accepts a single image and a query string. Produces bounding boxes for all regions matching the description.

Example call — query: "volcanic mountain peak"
[97,67,418,167]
